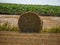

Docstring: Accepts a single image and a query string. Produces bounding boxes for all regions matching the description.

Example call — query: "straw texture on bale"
[18,12,43,33]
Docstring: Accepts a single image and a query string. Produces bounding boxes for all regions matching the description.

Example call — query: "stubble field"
[0,15,60,45]
[0,14,60,29]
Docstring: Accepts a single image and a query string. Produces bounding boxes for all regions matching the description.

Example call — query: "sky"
[0,0,60,6]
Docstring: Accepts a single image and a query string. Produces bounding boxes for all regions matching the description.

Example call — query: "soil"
[0,31,60,45]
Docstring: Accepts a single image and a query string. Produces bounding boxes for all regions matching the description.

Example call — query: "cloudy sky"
[0,0,60,6]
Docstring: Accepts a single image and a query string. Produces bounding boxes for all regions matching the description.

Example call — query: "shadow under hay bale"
[18,12,43,33]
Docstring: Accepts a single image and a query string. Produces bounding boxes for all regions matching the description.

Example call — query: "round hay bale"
[18,12,43,33]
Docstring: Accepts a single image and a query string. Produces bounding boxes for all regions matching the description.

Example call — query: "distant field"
[0,3,60,16]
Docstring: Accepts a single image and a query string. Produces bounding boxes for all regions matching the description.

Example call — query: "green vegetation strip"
[0,3,60,16]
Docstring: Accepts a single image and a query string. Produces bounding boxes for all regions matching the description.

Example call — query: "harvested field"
[0,15,60,29]
[0,15,60,45]
[0,31,60,45]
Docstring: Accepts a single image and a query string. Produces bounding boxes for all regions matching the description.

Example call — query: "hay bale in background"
[18,12,43,33]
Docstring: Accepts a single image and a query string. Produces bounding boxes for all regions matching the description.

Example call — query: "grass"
[43,26,60,33]
[0,23,20,32]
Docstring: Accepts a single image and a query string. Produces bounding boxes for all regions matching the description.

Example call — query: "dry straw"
[18,12,43,33]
